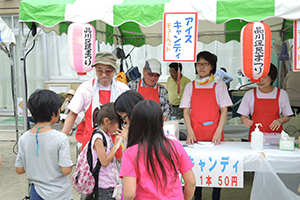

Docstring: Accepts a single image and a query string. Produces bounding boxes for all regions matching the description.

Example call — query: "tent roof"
[0,17,16,48]
[19,0,298,46]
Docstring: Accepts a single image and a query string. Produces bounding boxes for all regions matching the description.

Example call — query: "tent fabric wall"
[19,0,300,47]
[0,16,19,140]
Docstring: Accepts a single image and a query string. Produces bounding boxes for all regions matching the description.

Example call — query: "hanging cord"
[13,143,18,155]
[20,23,38,200]
[9,44,19,155]
[21,23,37,132]
[33,126,52,156]
[15,40,36,154]
[125,57,129,71]
[22,196,30,200]
[14,28,37,155]
[22,39,36,114]
[125,38,142,59]
[129,54,133,67]
[119,58,124,72]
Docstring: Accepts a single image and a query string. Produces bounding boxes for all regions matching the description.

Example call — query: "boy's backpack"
[72,129,107,198]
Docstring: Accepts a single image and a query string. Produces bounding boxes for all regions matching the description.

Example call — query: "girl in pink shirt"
[120,100,196,200]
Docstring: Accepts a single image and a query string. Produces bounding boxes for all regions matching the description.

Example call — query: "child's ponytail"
[93,107,100,128]
[93,103,121,128]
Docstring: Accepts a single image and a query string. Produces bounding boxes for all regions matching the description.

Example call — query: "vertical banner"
[293,21,300,71]
[163,12,198,62]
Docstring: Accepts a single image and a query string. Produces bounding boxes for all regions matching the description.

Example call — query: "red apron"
[190,81,224,141]
[248,88,283,141]
[137,80,161,105]
[75,121,85,143]
[77,79,122,158]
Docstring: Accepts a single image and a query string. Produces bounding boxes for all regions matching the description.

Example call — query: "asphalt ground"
[0,118,252,200]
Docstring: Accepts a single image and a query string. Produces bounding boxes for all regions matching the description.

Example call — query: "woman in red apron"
[181,51,233,200]
[183,52,230,146]
[238,64,293,140]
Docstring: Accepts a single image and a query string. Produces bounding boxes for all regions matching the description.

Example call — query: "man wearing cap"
[127,59,172,121]
[62,51,129,152]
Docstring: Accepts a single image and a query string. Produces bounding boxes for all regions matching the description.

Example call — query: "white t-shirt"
[237,87,293,116]
[68,79,129,114]
[180,80,233,109]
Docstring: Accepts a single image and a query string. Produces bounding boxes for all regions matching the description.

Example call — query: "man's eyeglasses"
[120,114,128,121]
[195,62,211,67]
[96,67,114,76]
[147,72,160,78]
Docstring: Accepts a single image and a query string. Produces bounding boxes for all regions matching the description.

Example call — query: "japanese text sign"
[68,23,95,75]
[181,151,243,188]
[293,21,300,71]
[163,12,198,62]
[241,21,271,82]
[83,27,93,67]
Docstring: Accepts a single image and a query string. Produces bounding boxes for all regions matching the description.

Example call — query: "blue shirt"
[214,68,233,88]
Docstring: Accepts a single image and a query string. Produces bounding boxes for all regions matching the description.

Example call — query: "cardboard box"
[280,137,295,151]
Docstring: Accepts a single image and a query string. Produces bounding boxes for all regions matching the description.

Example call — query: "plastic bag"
[250,154,300,200]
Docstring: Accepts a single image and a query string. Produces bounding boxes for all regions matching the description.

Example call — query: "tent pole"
[20,23,28,131]
[20,22,31,199]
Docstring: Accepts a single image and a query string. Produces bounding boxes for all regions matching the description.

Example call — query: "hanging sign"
[163,12,198,62]
[68,23,96,75]
[241,22,271,82]
[293,21,300,71]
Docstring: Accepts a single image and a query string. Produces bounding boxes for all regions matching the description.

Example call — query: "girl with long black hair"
[119,100,196,200]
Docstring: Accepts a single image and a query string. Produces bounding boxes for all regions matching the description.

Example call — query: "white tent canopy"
[19,0,299,47]
[0,17,16,54]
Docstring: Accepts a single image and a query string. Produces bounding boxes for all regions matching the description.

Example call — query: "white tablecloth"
[183,142,300,199]
[183,142,300,173]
